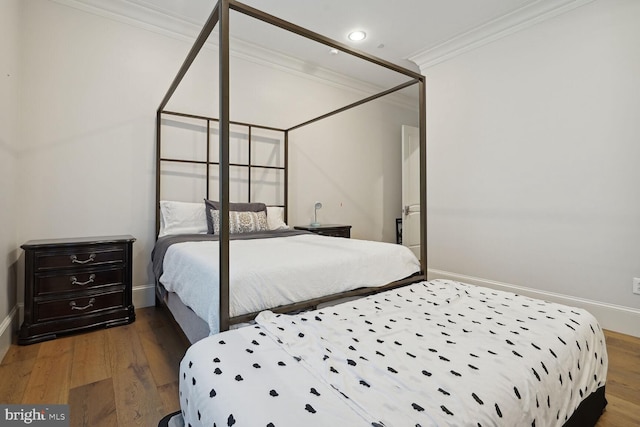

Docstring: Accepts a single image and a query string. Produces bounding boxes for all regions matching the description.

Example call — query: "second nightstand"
[294,224,351,238]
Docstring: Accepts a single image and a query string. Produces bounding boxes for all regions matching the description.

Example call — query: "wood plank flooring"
[0,307,186,426]
[1,307,638,426]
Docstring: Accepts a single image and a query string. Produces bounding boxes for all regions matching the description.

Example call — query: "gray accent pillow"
[204,199,267,234]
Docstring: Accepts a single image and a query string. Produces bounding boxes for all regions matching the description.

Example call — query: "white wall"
[0,0,21,358]
[18,0,184,297]
[16,0,417,311]
[422,0,640,333]
[289,101,418,242]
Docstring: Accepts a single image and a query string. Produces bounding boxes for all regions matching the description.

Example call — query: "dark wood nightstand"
[294,224,352,238]
[19,235,136,345]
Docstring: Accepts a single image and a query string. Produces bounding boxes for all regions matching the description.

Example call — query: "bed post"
[155,110,162,239]
[219,0,231,332]
[284,131,289,223]
[206,119,211,199]
[156,1,220,238]
[419,77,428,277]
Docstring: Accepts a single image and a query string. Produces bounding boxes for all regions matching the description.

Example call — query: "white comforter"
[179,280,608,427]
[159,234,420,333]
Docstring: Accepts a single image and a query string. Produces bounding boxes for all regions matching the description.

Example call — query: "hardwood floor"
[595,330,640,427]
[0,307,188,427]
[1,307,638,426]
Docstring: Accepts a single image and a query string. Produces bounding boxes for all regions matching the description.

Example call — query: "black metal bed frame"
[158,110,288,219]
[156,0,427,332]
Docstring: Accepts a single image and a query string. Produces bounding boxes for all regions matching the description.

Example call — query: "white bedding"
[179,280,608,427]
[159,233,420,334]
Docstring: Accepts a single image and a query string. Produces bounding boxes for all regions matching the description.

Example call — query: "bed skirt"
[156,283,210,343]
[564,386,607,427]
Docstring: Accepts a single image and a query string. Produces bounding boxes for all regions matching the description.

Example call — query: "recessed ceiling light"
[348,31,366,42]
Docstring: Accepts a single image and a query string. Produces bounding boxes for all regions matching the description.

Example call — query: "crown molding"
[49,0,204,40]
[49,0,416,109]
[408,0,595,71]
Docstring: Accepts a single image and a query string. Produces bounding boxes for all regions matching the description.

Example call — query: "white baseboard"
[133,284,156,308]
[0,306,19,363]
[428,269,640,338]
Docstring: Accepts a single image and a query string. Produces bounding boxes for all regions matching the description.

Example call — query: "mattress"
[178,280,608,426]
[155,231,421,334]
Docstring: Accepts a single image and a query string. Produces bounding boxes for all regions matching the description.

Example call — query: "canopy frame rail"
[156,0,427,332]
[228,0,422,80]
[230,274,423,326]
[287,78,419,132]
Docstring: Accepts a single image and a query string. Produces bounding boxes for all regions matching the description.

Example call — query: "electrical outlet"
[634,278,640,295]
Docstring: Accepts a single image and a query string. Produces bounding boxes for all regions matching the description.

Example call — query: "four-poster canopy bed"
[154,1,607,426]
[153,0,427,338]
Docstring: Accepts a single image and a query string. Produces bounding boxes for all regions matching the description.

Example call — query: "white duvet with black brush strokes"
[179,280,607,426]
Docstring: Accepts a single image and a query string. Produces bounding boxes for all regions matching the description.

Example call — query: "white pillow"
[266,206,289,230]
[159,201,208,237]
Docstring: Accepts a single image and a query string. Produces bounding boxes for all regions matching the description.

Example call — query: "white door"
[402,125,421,260]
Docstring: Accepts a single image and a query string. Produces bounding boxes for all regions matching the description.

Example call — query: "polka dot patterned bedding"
[179,280,607,426]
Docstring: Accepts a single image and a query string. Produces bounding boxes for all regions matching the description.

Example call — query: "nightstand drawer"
[294,224,351,238]
[35,290,126,322]
[314,228,350,238]
[35,267,124,296]
[34,245,125,271]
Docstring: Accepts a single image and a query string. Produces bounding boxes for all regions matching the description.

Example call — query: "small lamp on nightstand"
[311,201,322,227]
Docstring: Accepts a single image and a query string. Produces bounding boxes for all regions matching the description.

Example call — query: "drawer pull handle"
[70,253,96,264]
[70,274,95,286]
[69,298,95,311]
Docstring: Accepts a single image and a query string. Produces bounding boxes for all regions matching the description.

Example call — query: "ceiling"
[64,0,590,91]
[133,0,538,70]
